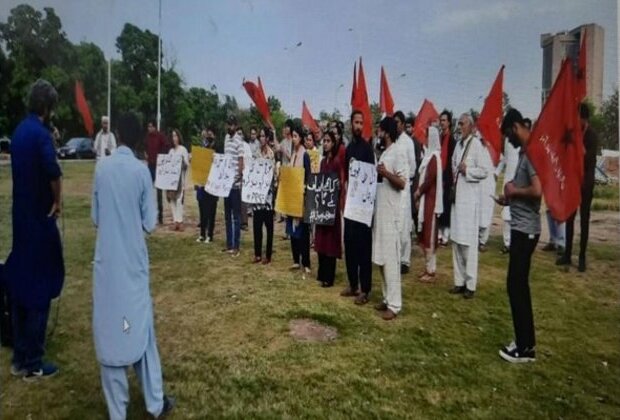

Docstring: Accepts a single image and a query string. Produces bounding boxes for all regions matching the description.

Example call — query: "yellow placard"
[275,166,305,218]
[308,149,321,174]
[191,147,214,185]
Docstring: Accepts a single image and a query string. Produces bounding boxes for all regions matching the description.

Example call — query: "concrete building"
[540,23,604,109]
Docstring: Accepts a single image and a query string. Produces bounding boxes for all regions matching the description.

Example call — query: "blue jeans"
[11,302,50,371]
[224,188,241,250]
[546,210,565,248]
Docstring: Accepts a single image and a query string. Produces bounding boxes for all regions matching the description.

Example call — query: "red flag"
[356,57,373,141]
[576,28,587,103]
[526,59,584,222]
[258,77,269,110]
[301,101,319,134]
[74,80,93,137]
[350,61,358,108]
[379,66,395,117]
[477,65,504,166]
[243,78,272,126]
[412,99,439,146]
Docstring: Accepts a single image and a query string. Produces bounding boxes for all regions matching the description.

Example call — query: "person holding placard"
[166,129,189,231]
[286,124,312,274]
[373,117,408,321]
[315,131,343,287]
[341,111,376,305]
[145,120,169,225]
[252,127,276,264]
[222,115,245,257]
[195,127,220,243]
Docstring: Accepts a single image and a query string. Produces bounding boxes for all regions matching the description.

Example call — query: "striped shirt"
[224,133,244,189]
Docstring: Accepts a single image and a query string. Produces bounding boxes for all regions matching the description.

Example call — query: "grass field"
[1,161,619,419]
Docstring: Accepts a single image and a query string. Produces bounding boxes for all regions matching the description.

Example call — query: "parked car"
[0,137,10,154]
[57,137,96,159]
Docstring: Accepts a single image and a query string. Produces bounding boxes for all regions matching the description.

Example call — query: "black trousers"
[148,164,164,223]
[317,253,337,286]
[344,218,372,294]
[290,223,311,268]
[564,188,593,264]
[253,209,274,259]
[198,193,218,240]
[0,271,13,347]
[507,230,539,351]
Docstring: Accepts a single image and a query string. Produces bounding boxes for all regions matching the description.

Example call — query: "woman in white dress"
[166,129,189,231]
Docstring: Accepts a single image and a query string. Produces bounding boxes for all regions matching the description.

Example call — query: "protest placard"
[275,166,305,218]
[242,158,274,204]
[154,153,182,191]
[343,160,377,227]
[191,146,214,185]
[303,173,339,225]
[307,149,321,174]
[204,153,237,198]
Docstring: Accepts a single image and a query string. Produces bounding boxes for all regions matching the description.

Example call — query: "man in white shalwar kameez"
[478,140,496,250]
[94,116,117,159]
[393,111,416,275]
[91,113,174,419]
[495,136,520,251]
[373,117,408,321]
[449,114,488,299]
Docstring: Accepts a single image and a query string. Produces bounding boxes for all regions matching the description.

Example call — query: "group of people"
[1,78,599,419]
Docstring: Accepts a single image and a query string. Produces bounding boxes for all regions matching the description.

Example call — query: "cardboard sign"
[204,153,237,198]
[275,166,305,218]
[154,153,182,191]
[191,147,214,185]
[242,158,274,204]
[303,173,339,225]
[307,149,321,174]
[343,160,377,227]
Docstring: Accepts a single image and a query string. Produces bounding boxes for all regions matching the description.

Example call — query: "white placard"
[343,160,377,227]
[154,154,182,191]
[204,153,237,198]
[242,158,274,204]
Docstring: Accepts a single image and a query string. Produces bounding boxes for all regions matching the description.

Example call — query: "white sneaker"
[196,236,205,243]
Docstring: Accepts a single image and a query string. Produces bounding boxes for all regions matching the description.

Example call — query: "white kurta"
[94,130,117,159]
[450,135,488,246]
[91,146,157,366]
[167,145,189,223]
[372,143,408,313]
[478,142,496,229]
[396,132,416,266]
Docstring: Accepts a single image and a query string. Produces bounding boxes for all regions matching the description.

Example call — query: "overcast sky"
[1,0,617,120]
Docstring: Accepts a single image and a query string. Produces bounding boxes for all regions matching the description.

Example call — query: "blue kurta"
[91,146,157,366]
[5,114,64,310]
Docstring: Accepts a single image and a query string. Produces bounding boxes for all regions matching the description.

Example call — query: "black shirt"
[582,126,598,192]
[344,135,375,180]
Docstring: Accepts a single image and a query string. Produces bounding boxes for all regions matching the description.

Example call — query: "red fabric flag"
[74,80,94,137]
[243,79,272,126]
[379,66,394,117]
[258,77,269,110]
[356,57,373,141]
[412,99,439,146]
[526,59,584,222]
[301,101,319,134]
[576,28,587,103]
[350,61,358,108]
[477,65,504,166]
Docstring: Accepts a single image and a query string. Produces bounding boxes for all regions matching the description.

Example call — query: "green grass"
[1,161,619,419]
[592,183,620,211]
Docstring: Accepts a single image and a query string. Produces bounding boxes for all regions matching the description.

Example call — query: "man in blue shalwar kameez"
[91,113,174,419]
[5,79,64,381]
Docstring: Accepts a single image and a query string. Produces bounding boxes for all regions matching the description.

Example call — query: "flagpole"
[107,58,111,126]
[157,0,162,131]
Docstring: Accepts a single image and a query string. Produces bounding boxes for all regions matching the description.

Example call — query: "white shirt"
[396,131,417,179]
[94,130,117,158]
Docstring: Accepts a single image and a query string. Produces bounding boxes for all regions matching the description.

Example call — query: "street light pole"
[284,41,302,116]
[157,0,162,130]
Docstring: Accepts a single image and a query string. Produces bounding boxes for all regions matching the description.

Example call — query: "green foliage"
[0,5,293,144]
[599,88,619,151]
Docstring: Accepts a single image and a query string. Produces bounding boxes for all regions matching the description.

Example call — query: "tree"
[503,91,512,114]
[599,88,619,151]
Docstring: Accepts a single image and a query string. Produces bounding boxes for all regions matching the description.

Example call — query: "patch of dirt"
[289,318,338,343]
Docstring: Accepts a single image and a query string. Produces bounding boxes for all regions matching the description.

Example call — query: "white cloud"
[425,1,520,34]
